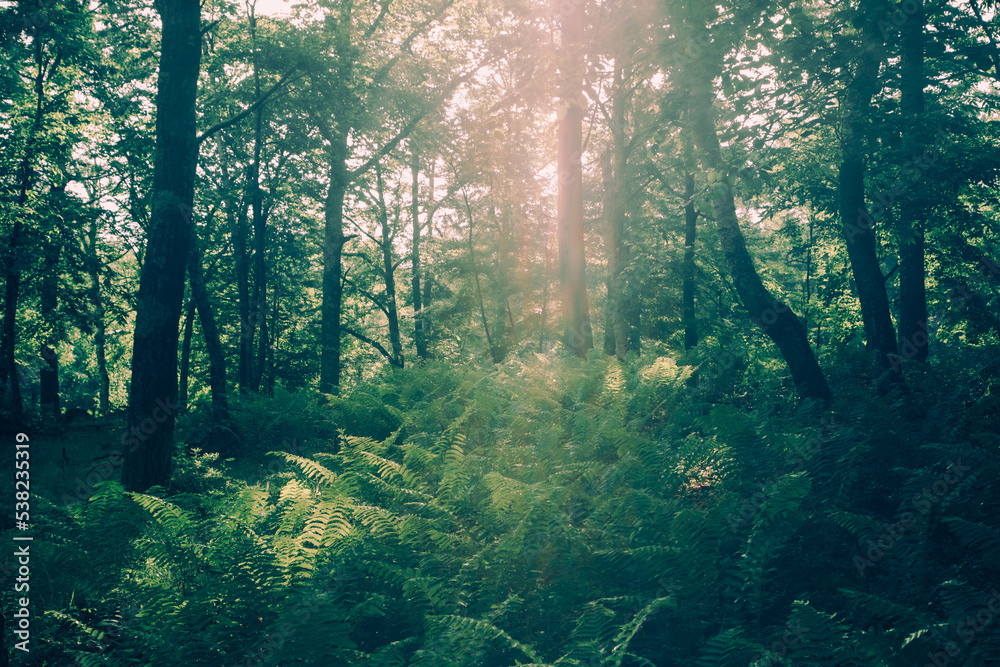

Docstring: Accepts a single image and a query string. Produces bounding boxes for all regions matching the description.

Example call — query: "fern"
[269,451,340,487]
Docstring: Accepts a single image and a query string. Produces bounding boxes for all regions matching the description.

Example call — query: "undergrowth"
[15,349,1000,666]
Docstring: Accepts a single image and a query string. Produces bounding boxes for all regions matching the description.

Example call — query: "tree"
[682,129,698,350]
[187,214,228,426]
[410,143,429,359]
[669,0,832,403]
[87,217,110,415]
[600,43,631,361]
[342,159,407,369]
[294,0,480,392]
[896,0,928,364]
[838,0,899,376]
[121,0,202,492]
[557,0,593,356]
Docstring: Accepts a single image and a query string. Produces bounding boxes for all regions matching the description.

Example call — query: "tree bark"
[839,0,899,374]
[422,168,435,334]
[226,180,252,392]
[249,36,269,392]
[539,237,551,352]
[601,149,627,360]
[601,54,630,362]
[88,218,110,415]
[0,29,48,423]
[688,77,831,403]
[897,0,928,364]
[683,168,698,350]
[376,161,403,367]
[178,297,195,412]
[188,225,228,425]
[122,0,202,492]
[557,0,593,356]
[265,277,279,395]
[410,144,429,360]
[39,240,61,419]
[320,135,349,394]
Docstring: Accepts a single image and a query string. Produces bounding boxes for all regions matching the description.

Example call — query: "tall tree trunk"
[411,144,429,360]
[0,31,48,422]
[376,161,404,367]
[839,0,899,375]
[623,205,640,354]
[683,169,698,350]
[688,77,831,403]
[462,190,500,363]
[320,136,349,394]
[489,202,513,360]
[178,297,195,412]
[805,218,812,327]
[265,278,279,395]
[539,237,550,352]
[606,54,630,361]
[603,281,616,356]
[251,209,268,393]
[225,169,252,392]
[601,149,624,359]
[88,218,110,415]
[122,0,202,492]
[557,0,593,356]
[682,125,698,350]
[39,240,61,419]
[249,23,269,393]
[1,221,23,420]
[422,161,436,324]
[188,225,228,425]
[897,0,928,364]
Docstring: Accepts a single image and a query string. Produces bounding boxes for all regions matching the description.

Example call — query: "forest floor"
[4,351,1000,665]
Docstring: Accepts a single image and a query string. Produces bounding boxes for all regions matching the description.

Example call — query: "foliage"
[15,351,1000,665]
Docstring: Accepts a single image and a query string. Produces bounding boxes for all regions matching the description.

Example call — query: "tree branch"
[371,0,458,84]
[362,0,393,41]
[344,327,403,367]
[197,68,302,146]
[343,275,389,315]
[350,60,488,180]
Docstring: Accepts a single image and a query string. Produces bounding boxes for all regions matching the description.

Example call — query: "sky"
[253,0,293,16]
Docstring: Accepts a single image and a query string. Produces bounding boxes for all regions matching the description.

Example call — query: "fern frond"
[943,517,1000,562]
[604,597,673,667]
[694,627,761,666]
[269,451,340,487]
[127,493,195,540]
[429,614,542,663]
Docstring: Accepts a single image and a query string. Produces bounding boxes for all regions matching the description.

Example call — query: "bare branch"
[344,327,403,367]
[197,68,303,146]
[371,0,458,83]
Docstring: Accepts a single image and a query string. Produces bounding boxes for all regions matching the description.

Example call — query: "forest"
[1,0,1000,663]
